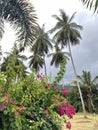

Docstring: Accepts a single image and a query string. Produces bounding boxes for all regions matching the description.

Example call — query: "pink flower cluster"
[43,109,49,118]
[47,83,51,89]
[54,86,59,92]
[0,101,8,111]
[66,121,71,129]
[15,105,25,116]
[36,74,45,79]
[0,92,10,111]
[58,101,76,129]
[58,104,76,118]
[62,88,69,95]
[0,90,25,116]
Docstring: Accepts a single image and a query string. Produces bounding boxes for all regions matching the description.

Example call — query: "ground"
[63,113,98,130]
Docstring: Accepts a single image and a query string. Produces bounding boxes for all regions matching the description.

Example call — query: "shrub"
[0,72,76,130]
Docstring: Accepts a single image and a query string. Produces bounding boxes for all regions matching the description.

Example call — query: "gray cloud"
[45,11,98,83]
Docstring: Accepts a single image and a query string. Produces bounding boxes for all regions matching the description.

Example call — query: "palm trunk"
[44,56,47,76]
[68,42,87,118]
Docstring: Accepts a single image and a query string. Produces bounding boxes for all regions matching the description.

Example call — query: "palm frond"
[81,0,98,13]
[0,0,38,49]
[68,12,77,23]
[92,75,98,83]
[0,17,4,40]
[59,9,68,23]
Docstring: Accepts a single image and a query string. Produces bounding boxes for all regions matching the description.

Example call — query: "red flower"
[62,88,69,95]
[36,74,45,79]
[1,87,5,92]
[58,106,66,116]
[66,104,76,119]
[4,92,10,102]
[44,109,49,118]
[12,101,17,105]
[19,105,24,109]
[54,86,59,92]
[66,121,71,129]
[47,83,51,88]
[15,112,19,116]
[19,105,25,113]
[3,101,8,106]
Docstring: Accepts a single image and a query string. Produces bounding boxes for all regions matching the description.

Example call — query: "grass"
[62,113,98,130]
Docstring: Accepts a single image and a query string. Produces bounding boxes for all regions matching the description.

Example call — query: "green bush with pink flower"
[0,72,75,130]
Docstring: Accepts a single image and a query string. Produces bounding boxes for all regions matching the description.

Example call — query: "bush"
[0,72,76,130]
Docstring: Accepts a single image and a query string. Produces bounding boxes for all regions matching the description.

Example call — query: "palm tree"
[50,9,87,118]
[76,70,98,113]
[0,0,37,50]
[48,45,69,67]
[0,44,27,79]
[30,24,53,76]
[29,53,44,73]
[81,0,98,13]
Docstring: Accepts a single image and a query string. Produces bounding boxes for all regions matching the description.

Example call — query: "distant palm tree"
[81,0,98,13]
[31,24,53,76]
[50,9,87,118]
[77,70,98,113]
[0,44,27,79]
[29,53,44,73]
[48,45,69,67]
[0,0,37,50]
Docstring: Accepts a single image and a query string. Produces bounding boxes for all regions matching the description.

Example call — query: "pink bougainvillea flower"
[20,109,24,113]
[19,105,24,109]
[63,99,67,105]
[62,88,69,95]
[47,83,51,88]
[3,101,8,106]
[0,100,9,111]
[37,74,41,79]
[4,92,10,102]
[66,104,76,119]
[1,87,5,92]
[15,112,19,116]
[44,109,49,118]
[36,73,45,79]
[54,86,59,92]
[66,121,71,129]
[19,105,25,113]
[12,101,17,105]
[58,106,66,116]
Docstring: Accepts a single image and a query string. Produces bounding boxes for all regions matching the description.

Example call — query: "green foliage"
[0,70,75,130]
[69,85,98,112]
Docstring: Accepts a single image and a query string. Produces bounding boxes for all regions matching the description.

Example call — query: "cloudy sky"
[1,0,98,84]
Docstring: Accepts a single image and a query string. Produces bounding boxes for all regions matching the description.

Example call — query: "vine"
[52,55,66,87]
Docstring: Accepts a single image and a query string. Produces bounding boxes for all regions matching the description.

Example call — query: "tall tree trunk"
[68,42,87,118]
[44,56,47,76]
[88,97,92,113]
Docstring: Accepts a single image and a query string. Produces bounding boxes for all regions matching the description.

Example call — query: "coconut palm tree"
[30,24,53,76]
[50,9,87,118]
[48,45,69,67]
[29,53,44,73]
[0,0,37,50]
[81,0,98,13]
[0,44,27,79]
[76,70,98,113]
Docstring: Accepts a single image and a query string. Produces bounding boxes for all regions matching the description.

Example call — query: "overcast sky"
[1,0,98,84]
